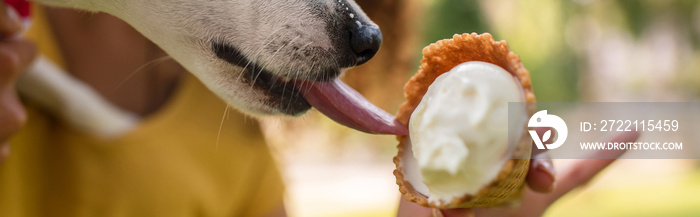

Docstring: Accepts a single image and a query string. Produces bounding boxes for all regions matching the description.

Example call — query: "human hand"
[397,131,641,217]
[0,1,36,163]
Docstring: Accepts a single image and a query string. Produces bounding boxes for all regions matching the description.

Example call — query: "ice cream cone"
[393,33,536,209]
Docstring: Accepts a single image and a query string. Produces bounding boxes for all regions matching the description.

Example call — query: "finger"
[0,88,26,142]
[475,131,642,217]
[527,127,556,193]
[526,152,555,193]
[544,131,640,204]
[0,39,37,83]
[397,196,433,217]
[0,3,22,37]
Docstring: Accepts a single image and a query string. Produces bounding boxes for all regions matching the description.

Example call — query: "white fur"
[34,0,370,114]
[20,0,375,138]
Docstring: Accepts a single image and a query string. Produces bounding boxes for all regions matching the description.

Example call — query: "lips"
[212,42,312,114]
[212,42,408,135]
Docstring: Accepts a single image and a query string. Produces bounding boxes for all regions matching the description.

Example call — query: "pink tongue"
[298,79,408,135]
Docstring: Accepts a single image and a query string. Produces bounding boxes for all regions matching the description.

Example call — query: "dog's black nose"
[350,24,382,66]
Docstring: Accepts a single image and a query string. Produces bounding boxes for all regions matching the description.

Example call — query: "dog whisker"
[300,41,314,78]
[216,104,231,151]
[235,27,286,83]
[284,67,296,109]
[235,59,252,83]
[113,56,173,93]
[279,58,296,106]
[251,35,300,87]
[287,69,301,110]
[303,63,316,95]
[280,72,289,109]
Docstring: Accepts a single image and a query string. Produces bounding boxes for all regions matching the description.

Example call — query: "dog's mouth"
[212,42,315,115]
[212,42,407,135]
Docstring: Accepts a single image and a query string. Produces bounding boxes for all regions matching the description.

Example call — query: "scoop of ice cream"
[408,61,524,204]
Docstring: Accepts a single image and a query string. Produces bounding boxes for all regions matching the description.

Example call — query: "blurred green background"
[424,0,700,103]
[269,0,700,216]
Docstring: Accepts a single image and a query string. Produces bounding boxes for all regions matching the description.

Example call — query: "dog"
[15,0,393,138]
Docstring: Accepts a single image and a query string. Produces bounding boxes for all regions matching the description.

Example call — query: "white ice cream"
[407,61,524,205]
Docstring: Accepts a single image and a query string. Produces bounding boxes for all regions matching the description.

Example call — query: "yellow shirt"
[0,5,284,217]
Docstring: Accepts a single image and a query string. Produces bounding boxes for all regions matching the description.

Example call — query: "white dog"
[15,0,407,138]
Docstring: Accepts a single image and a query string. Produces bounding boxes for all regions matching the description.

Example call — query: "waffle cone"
[393,33,536,209]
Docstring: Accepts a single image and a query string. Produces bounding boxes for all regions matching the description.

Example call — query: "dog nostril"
[350,24,382,66]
